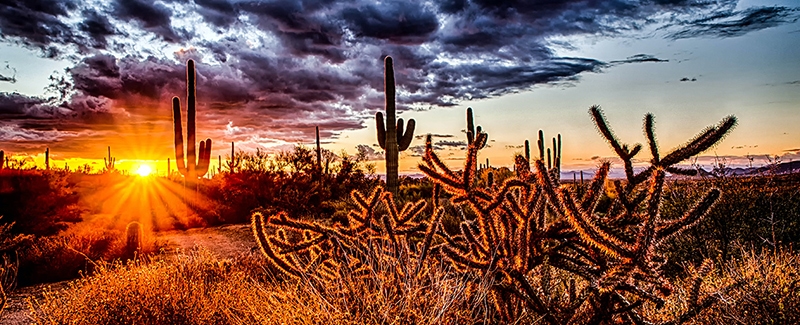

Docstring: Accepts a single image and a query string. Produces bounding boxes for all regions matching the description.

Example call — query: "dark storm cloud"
[112,0,187,42]
[194,0,239,27]
[667,6,799,39]
[0,0,78,57]
[1,0,798,157]
[238,0,347,62]
[341,2,439,44]
[78,9,118,49]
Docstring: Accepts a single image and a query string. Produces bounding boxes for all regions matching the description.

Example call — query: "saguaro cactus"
[104,146,116,172]
[535,131,562,180]
[375,56,415,195]
[0,150,4,170]
[172,60,212,182]
[315,126,322,174]
[225,142,241,173]
[124,221,143,259]
[45,148,49,170]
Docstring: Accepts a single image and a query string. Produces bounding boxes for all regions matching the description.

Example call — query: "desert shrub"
[661,172,800,272]
[17,225,161,286]
[203,145,378,224]
[0,169,82,235]
[642,248,800,324]
[31,249,490,325]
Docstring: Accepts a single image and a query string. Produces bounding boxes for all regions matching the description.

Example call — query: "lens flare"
[136,164,152,177]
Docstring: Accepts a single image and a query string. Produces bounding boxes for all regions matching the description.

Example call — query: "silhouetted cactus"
[172,59,212,182]
[375,56,415,195]
[418,106,737,323]
[224,142,241,174]
[45,148,49,170]
[0,150,4,170]
[315,126,322,174]
[104,146,116,173]
[125,221,143,259]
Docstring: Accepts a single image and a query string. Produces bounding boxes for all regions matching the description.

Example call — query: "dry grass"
[29,247,494,325]
[18,224,163,286]
[641,247,800,324]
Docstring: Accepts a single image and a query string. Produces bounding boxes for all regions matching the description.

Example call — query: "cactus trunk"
[316,126,322,174]
[45,148,49,170]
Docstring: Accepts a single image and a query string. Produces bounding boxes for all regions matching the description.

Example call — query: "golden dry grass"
[28,247,495,325]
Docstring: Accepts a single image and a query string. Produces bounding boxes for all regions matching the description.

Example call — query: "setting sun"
[136,165,152,177]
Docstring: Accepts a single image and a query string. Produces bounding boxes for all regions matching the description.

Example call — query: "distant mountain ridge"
[696,160,800,177]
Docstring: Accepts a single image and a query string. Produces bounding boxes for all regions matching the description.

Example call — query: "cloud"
[680,77,697,82]
[111,0,186,43]
[356,144,384,161]
[435,140,467,148]
[0,0,797,158]
[415,133,455,140]
[666,6,800,39]
[609,54,669,65]
[0,74,16,83]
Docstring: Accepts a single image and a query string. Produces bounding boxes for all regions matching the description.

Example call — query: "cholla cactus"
[375,56,416,196]
[251,186,441,280]
[172,59,212,182]
[418,105,737,323]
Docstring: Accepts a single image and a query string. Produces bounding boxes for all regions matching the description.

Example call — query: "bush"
[661,172,800,273]
[642,248,800,324]
[0,169,82,235]
[17,224,162,286]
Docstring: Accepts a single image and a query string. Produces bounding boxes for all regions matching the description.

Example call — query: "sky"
[0,0,798,176]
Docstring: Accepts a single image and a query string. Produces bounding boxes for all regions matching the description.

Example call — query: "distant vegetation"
[0,58,798,323]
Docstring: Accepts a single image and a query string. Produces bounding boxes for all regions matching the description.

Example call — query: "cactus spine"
[375,56,415,195]
[104,146,116,172]
[172,60,212,182]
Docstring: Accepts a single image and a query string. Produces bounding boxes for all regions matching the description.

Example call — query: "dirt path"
[155,224,257,259]
[2,224,257,324]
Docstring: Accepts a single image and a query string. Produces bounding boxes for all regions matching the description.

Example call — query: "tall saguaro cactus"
[104,146,116,172]
[0,150,4,170]
[315,126,322,173]
[466,107,487,184]
[375,56,415,195]
[172,60,212,183]
[45,148,49,170]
